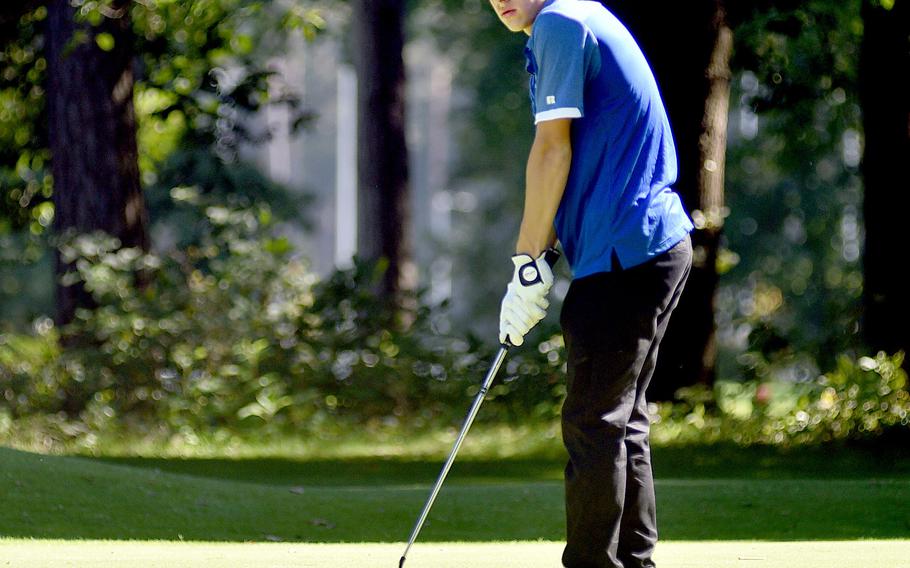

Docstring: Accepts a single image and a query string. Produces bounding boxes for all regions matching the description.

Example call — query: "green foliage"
[4,203,905,449]
[734,0,863,110]
[1,199,312,431]
[0,196,564,436]
[0,1,323,325]
[0,6,50,234]
[0,179,904,446]
[144,149,314,250]
[651,352,909,446]
[1,0,906,452]
[719,0,867,378]
[0,147,312,328]
[815,353,910,438]
[124,0,323,156]
[0,325,64,420]
[0,0,323,237]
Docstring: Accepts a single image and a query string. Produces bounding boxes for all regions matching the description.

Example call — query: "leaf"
[95,32,115,52]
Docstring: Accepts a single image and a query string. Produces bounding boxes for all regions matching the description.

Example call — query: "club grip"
[503,248,559,348]
[542,247,560,269]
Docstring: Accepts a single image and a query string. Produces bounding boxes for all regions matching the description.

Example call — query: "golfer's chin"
[499,16,530,33]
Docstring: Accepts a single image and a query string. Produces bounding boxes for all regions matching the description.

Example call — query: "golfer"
[491,1,694,567]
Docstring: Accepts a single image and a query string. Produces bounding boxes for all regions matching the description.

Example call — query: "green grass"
[2,424,910,567]
[2,438,910,543]
[1,540,909,568]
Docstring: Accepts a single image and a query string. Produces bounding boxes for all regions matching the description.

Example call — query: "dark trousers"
[559,235,692,568]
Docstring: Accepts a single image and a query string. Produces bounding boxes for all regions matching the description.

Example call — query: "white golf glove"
[499,250,558,347]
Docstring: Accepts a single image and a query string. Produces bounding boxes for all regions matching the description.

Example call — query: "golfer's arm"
[515,118,572,257]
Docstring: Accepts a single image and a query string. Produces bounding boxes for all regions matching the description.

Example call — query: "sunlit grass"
[2,440,909,544]
[0,419,568,460]
[1,540,908,568]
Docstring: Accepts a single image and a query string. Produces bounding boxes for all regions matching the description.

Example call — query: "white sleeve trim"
[534,107,582,124]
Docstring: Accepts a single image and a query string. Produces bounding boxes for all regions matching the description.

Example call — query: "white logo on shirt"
[546,95,556,105]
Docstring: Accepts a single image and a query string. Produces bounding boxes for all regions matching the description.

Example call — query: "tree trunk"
[653,0,732,398]
[46,0,149,326]
[861,0,910,365]
[353,0,412,303]
[601,0,731,399]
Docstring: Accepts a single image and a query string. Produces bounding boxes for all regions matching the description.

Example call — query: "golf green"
[3,440,909,567]
[1,539,908,567]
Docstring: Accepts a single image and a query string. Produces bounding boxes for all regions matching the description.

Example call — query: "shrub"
[0,195,566,438]
[1,194,907,447]
[649,351,909,446]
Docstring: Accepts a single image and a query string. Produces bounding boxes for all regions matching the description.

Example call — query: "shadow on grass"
[1,442,908,543]
[93,440,910,486]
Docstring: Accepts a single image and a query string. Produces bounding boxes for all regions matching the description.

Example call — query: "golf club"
[399,249,558,566]
[398,344,510,568]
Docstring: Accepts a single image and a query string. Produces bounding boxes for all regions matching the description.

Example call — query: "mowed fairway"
[1,540,909,568]
[2,439,910,567]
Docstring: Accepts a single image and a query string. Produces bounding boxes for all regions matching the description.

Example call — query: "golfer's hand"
[499,251,555,347]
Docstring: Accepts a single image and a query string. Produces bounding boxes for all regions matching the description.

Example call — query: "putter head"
[399,556,406,568]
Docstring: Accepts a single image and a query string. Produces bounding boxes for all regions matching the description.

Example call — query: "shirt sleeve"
[531,13,595,124]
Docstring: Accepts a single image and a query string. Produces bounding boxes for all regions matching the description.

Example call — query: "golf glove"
[499,250,557,347]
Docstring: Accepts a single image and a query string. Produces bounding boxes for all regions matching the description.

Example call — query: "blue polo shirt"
[526,0,693,278]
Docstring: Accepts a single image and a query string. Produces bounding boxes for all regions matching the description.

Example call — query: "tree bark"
[352,0,412,303]
[601,0,732,399]
[861,0,910,365]
[46,0,149,326]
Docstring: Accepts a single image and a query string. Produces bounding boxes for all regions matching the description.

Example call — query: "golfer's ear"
[534,118,572,146]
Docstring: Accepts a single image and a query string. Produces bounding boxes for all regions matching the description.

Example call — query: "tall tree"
[2,1,324,328]
[46,0,149,325]
[861,0,910,365]
[353,0,412,302]
[686,0,733,388]
[601,0,733,398]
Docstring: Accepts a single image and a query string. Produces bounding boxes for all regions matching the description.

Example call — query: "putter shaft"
[398,346,509,567]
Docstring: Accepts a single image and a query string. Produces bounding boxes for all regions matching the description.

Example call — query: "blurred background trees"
[0,0,908,444]
[1,0,324,322]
